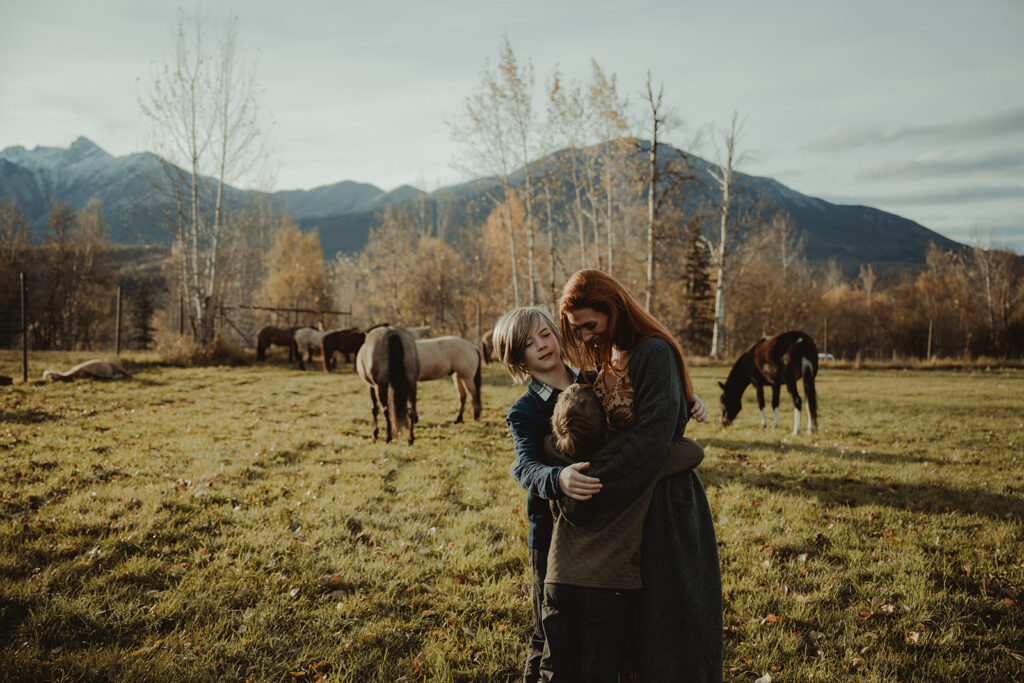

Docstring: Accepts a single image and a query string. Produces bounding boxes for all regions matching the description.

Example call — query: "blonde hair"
[551,384,606,458]
[492,306,561,384]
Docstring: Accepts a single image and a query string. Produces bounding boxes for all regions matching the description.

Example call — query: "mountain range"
[0,137,961,272]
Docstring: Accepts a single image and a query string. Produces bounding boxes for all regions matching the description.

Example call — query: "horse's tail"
[473,347,483,418]
[386,331,411,435]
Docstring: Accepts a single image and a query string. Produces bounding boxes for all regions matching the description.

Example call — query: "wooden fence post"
[20,272,27,383]
[115,285,122,355]
[927,319,933,362]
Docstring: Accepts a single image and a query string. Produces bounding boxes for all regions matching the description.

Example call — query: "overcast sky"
[2,0,1023,251]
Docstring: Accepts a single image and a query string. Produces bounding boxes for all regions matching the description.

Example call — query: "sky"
[2,0,1023,252]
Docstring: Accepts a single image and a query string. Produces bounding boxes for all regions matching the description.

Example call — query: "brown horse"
[480,329,494,365]
[320,328,366,372]
[719,330,819,435]
[256,325,302,366]
[356,325,420,444]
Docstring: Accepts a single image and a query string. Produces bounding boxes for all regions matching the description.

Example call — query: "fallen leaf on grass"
[851,656,866,669]
[808,630,824,640]
[754,674,771,683]
[761,614,778,625]
[907,631,921,645]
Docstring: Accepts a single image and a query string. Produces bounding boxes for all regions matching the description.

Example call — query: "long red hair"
[557,269,695,403]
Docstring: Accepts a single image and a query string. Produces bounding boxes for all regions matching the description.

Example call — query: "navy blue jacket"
[506,375,576,550]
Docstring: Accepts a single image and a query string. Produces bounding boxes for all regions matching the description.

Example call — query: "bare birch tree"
[547,67,590,270]
[709,112,745,358]
[451,57,521,305]
[140,10,269,346]
[589,61,631,276]
[498,38,540,305]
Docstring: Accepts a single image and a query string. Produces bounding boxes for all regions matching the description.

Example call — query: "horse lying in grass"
[43,359,132,382]
[320,328,365,372]
[356,325,420,444]
[256,325,302,366]
[719,330,819,435]
[406,325,433,340]
[415,336,482,423]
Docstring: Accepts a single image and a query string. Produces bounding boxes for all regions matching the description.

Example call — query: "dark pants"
[523,547,548,683]
[540,583,636,683]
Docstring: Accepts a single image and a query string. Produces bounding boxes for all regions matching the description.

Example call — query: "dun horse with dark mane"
[719,330,819,435]
[356,325,420,444]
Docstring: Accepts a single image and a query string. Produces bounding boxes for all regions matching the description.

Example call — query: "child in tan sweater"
[540,383,704,681]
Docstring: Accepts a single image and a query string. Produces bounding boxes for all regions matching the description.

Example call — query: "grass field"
[2,350,1022,681]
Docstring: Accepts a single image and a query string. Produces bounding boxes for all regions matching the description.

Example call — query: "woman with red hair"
[556,269,722,682]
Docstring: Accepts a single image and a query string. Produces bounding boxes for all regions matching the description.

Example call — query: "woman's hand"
[690,395,708,423]
[558,462,602,500]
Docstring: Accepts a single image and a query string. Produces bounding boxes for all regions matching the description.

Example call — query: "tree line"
[3,24,1021,360]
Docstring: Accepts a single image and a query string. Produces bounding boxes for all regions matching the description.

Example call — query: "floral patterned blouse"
[593,362,636,433]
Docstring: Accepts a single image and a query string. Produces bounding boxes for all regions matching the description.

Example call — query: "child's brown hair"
[551,384,607,458]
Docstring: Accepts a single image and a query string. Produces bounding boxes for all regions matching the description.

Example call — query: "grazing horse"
[356,325,420,444]
[320,328,365,372]
[43,359,131,381]
[294,326,329,365]
[480,329,494,365]
[415,336,483,423]
[719,330,819,435]
[256,325,302,366]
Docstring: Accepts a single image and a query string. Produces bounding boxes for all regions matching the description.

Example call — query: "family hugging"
[493,269,723,683]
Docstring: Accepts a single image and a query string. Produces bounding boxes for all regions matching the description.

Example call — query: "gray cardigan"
[582,337,724,683]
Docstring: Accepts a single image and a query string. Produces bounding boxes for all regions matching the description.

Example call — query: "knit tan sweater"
[542,433,704,589]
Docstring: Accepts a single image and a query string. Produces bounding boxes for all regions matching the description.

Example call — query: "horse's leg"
[408,381,418,445]
[452,373,466,424]
[786,377,803,435]
[380,381,393,443]
[771,385,781,429]
[803,359,818,434]
[368,387,380,441]
[756,384,767,428]
[294,342,305,370]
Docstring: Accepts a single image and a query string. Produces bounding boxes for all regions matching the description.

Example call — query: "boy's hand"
[559,462,602,500]
[690,395,708,423]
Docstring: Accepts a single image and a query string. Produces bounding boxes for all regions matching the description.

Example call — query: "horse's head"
[718,380,741,426]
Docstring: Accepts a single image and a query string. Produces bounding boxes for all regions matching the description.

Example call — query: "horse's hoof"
[454,417,464,424]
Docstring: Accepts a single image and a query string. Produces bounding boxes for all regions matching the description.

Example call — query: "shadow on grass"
[702,460,1024,520]
[0,407,62,424]
[704,437,948,466]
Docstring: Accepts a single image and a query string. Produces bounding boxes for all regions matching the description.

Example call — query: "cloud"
[823,185,1024,207]
[856,149,1024,181]
[805,107,1024,153]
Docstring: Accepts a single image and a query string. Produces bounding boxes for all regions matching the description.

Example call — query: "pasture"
[1,351,1022,681]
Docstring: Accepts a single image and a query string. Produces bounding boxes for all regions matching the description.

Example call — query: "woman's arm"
[582,337,684,507]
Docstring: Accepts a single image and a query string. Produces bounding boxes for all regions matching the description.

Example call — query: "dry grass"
[1,350,1022,681]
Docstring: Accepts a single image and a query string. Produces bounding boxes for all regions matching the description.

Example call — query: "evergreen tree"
[680,226,714,355]
[131,282,155,350]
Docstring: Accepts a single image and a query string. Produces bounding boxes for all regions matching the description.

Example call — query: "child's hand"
[558,462,602,500]
[690,395,708,423]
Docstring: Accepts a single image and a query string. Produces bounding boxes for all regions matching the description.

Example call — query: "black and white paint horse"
[719,330,819,435]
